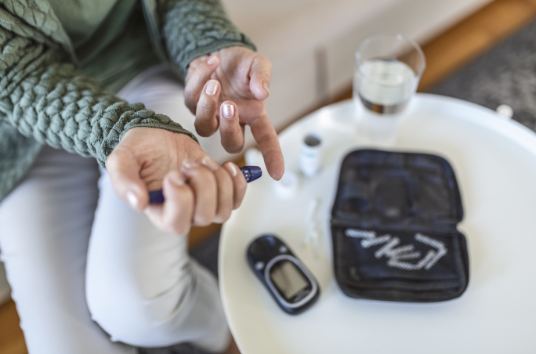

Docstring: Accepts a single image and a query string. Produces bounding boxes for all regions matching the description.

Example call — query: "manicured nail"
[168,171,184,186]
[206,80,218,96]
[222,103,234,119]
[226,163,238,176]
[182,160,194,169]
[263,81,270,96]
[207,56,218,65]
[213,216,225,224]
[201,156,220,171]
[126,191,139,210]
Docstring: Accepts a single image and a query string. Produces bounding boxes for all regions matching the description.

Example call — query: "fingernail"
[182,160,193,169]
[206,80,218,96]
[213,216,224,224]
[226,163,238,176]
[222,103,234,119]
[207,56,218,65]
[168,171,184,186]
[263,81,270,96]
[126,191,139,210]
[202,156,220,171]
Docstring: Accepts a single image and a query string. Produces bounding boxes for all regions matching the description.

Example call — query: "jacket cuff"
[178,38,256,79]
[99,105,199,168]
[160,0,257,81]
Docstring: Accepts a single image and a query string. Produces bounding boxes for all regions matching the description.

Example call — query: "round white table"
[219,94,536,354]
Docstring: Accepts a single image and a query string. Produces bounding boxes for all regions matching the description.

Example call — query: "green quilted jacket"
[0,0,255,202]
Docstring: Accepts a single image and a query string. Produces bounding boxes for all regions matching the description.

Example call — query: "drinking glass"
[354,34,425,115]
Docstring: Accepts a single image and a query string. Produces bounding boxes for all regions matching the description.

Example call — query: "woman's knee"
[87,261,228,348]
[86,263,196,346]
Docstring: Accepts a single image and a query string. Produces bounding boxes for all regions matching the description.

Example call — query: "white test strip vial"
[245,147,261,165]
[300,133,322,177]
[274,171,299,199]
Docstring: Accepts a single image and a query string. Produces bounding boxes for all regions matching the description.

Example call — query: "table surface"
[219,94,536,354]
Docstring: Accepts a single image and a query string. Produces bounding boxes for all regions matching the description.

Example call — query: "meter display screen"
[269,260,309,301]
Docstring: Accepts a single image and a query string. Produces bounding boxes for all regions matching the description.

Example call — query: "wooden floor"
[2,0,536,353]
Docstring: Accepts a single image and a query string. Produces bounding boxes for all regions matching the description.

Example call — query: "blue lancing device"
[148,166,262,204]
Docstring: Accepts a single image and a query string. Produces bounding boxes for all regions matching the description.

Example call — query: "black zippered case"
[330,150,469,302]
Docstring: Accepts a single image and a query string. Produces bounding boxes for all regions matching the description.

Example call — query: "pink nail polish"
[213,216,225,223]
[207,56,218,65]
[126,191,139,210]
[206,80,218,95]
[222,103,234,119]
[202,156,220,171]
[227,163,238,176]
[168,172,184,186]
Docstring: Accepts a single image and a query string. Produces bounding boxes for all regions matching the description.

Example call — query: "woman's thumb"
[106,149,148,211]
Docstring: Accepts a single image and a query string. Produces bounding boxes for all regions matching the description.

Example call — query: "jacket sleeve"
[0,21,198,168]
[159,0,256,80]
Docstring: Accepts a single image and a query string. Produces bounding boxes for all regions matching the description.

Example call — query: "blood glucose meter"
[247,235,320,314]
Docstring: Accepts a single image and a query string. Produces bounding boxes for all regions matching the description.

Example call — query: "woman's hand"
[107,127,247,235]
[184,46,284,180]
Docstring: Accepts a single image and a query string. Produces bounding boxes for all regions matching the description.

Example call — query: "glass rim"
[356,34,426,81]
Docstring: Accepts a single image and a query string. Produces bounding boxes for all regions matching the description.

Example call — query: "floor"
[1,0,536,353]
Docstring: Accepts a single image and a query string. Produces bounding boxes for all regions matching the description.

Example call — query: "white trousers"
[0,66,236,354]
